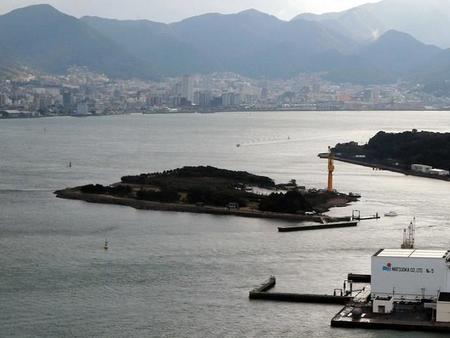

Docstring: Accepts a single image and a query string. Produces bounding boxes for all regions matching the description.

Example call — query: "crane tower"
[327,146,334,192]
[401,218,416,249]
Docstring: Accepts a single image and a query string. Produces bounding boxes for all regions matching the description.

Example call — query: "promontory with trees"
[330,130,450,180]
[55,166,358,222]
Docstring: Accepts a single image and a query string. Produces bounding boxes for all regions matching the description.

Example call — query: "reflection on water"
[0,111,449,337]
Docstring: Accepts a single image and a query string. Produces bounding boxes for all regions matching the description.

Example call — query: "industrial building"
[371,248,450,322]
[411,164,449,176]
[411,164,432,173]
[429,168,450,176]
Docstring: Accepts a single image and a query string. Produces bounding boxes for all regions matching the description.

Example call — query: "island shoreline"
[55,188,353,223]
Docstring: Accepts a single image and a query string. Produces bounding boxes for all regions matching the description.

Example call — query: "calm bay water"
[1,111,450,337]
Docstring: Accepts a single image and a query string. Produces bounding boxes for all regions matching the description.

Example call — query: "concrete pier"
[278,221,358,232]
[249,276,353,304]
[250,292,352,304]
[249,276,276,293]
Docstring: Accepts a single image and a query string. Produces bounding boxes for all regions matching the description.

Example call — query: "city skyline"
[0,0,381,23]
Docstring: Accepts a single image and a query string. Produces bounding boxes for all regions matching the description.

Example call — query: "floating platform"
[278,221,358,232]
[331,305,450,333]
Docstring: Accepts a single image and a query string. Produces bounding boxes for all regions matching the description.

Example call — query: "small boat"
[236,144,241,148]
[384,211,398,217]
[104,239,109,250]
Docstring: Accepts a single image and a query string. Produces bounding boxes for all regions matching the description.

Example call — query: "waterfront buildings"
[1,69,450,118]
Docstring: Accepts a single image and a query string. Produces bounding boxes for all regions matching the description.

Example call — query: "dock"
[331,305,450,333]
[250,291,352,304]
[278,220,358,232]
[347,273,371,283]
[249,248,450,334]
[249,276,357,305]
[351,210,380,221]
[353,215,380,221]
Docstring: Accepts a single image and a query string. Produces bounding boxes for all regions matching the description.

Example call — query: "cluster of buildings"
[1,69,450,118]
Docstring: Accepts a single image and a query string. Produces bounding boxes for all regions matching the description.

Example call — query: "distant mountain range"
[295,0,450,49]
[82,9,358,79]
[0,5,156,79]
[1,2,450,87]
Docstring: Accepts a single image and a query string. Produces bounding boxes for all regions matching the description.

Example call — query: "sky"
[0,0,382,22]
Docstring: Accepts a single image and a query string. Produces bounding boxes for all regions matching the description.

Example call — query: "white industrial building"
[429,169,450,176]
[371,249,450,322]
[411,164,432,173]
[411,164,449,176]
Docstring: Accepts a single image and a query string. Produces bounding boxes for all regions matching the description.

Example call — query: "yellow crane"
[327,146,334,192]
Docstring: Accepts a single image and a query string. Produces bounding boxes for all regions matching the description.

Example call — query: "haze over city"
[3,1,450,337]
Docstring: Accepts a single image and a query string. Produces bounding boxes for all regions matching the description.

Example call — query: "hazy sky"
[0,0,381,22]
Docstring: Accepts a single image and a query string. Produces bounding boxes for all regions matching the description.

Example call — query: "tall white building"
[181,75,193,103]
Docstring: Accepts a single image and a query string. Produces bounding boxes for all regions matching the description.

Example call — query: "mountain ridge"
[295,0,450,48]
[0,4,159,79]
[1,3,450,86]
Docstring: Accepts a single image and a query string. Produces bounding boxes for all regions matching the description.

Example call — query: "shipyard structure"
[250,215,450,332]
[372,249,450,319]
[250,249,450,332]
[331,248,450,332]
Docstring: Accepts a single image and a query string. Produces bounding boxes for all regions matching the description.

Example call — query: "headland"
[324,130,450,182]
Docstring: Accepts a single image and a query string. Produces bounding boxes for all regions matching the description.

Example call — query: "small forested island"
[55,166,358,222]
[330,130,450,180]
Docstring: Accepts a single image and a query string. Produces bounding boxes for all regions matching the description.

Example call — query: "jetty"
[351,210,380,221]
[248,276,364,305]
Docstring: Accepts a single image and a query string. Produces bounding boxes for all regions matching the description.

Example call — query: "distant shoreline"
[1,108,450,120]
[143,107,450,114]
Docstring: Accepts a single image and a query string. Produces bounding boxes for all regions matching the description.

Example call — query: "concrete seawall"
[55,189,346,223]
[333,156,450,182]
